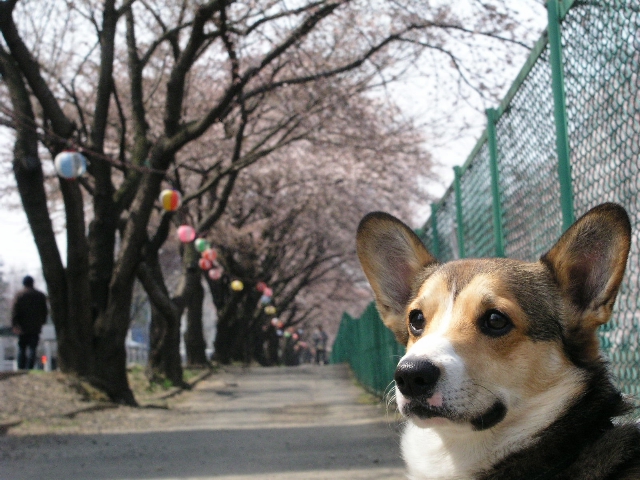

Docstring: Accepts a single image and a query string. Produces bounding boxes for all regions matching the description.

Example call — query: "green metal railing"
[334,0,640,397]
[330,305,405,397]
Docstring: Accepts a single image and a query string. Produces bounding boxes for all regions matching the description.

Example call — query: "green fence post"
[547,0,575,231]
[453,166,466,259]
[431,203,441,259]
[486,108,505,257]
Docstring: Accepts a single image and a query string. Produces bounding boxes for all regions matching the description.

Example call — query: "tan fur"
[356,212,437,344]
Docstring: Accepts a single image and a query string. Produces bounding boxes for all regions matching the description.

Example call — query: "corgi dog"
[356,203,640,479]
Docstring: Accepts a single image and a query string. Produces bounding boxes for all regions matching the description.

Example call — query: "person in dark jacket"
[11,275,48,370]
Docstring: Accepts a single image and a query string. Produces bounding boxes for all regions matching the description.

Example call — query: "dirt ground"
[0,366,205,433]
[0,364,406,479]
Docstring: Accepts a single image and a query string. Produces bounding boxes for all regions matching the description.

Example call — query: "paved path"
[1,364,406,479]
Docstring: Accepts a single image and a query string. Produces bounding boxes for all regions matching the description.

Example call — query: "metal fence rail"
[334,0,640,397]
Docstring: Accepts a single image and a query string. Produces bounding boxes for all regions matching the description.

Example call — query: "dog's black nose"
[394,358,440,398]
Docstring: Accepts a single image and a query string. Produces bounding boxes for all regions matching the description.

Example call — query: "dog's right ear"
[356,212,438,345]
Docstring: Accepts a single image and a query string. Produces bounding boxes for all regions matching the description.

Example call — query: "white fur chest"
[400,423,495,480]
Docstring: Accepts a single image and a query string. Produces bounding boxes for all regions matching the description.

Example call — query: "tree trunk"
[139,256,183,386]
[90,165,167,403]
[212,292,242,364]
[92,307,135,404]
[60,179,95,376]
[147,304,183,385]
[185,276,208,366]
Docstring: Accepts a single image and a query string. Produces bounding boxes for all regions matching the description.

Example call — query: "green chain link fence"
[331,305,405,397]
[333,0,640,397]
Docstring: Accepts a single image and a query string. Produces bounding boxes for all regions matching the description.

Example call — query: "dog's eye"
[479,310,513,337]
[408,309,426,336]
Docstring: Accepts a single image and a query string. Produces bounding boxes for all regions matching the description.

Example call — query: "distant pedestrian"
[283,328,300,366]
[312,325,328,365]
[11,276,48,370]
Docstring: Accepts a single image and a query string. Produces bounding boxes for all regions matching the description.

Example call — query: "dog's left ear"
[356,212,437,345]
[541,203,631,332]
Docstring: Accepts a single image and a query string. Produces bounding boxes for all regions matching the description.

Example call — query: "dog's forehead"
[414,258,534,295]
[412,258,562,341]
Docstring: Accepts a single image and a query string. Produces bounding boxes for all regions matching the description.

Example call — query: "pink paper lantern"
[208,268,223,281]
[201,248,218,262]
[263,287,273,297]
[177,225,196,243]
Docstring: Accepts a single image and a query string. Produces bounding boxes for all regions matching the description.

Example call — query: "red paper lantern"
[199,258,213,270]
[201,248,217,262]
[256,281,267,293]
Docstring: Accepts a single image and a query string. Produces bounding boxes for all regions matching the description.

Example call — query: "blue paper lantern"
[260,294,271,305]
[54,151,87,179]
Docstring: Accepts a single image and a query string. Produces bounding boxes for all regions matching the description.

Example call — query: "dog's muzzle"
[394,356,507,430]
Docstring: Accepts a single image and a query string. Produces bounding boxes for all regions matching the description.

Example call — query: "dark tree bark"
[148,304,183,385]
[138,254,183,386]
[185,276,208,366]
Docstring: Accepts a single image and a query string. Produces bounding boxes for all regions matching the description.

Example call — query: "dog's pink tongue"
[427,392,443,407]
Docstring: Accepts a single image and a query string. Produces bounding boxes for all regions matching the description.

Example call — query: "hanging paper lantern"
[230,280,244,291]
[54,151,87,179]
[270,318,279,327]
[201,248,217,262]
[263,287,273,297]
[159,189,182,211]
[198,258,213,270]
[256,281,267,293]
[195,238,210,252]
[265,305,277,315]
[177,225,196,243]
[208,267,223,281]
[259,294,271,305]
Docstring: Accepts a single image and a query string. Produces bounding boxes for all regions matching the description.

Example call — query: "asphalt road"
[1,364,406,479]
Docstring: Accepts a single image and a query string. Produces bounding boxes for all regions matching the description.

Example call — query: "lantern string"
[0,105,170,176]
